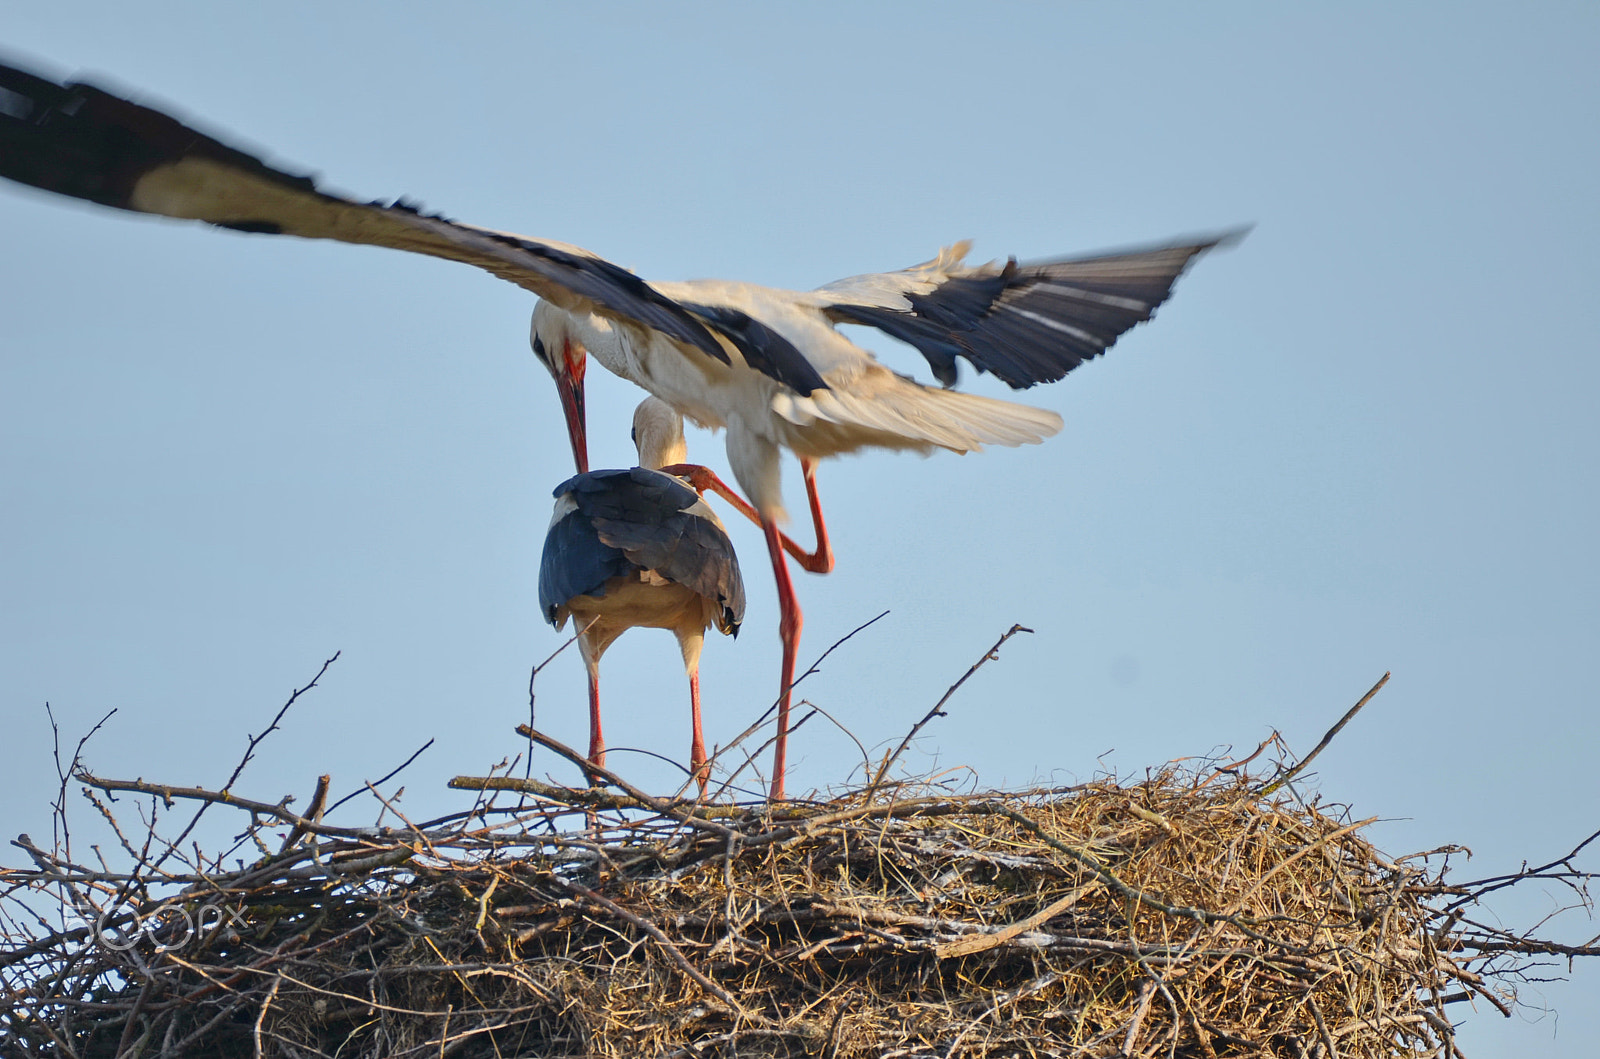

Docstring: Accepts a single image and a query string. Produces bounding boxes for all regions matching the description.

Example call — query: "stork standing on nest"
[0,60,1242,799]
[540,398,745,795]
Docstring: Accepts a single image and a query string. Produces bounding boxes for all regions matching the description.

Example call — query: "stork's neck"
[567,310,729,434]
[633,398,689,469]
[565,313,637,383]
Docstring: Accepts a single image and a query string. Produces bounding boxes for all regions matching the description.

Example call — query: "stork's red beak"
[556,342,588,474]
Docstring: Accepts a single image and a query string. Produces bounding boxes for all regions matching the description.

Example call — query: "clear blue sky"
[3,5,1597,1051]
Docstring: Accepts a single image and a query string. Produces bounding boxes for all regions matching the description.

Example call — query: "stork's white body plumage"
[0,59,1241,799]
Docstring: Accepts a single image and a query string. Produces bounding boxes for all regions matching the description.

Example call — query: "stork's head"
[631,397,687,470]
[530,301,589,474]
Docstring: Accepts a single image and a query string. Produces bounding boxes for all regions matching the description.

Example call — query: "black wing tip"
[0,53,341,218]
[1212,223,1255,249]
[833,224,1251,391]
[0,51,132,106]
[1031,224,1254,269]
[1178,223,1254,251]
[1175,223,1253,260]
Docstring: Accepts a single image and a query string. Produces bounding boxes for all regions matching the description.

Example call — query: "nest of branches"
[3,650,1598,1058]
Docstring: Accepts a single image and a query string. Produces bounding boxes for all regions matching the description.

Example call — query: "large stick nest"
[4,743,1595,1058]
[3,651,1597,1058]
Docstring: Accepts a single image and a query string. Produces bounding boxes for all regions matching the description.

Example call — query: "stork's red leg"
[584,660,606,784]
[762,518,802,801]
[656,460,829,800]
[687,667,709,796]
[660,462,832,572]
[795,458,833,574]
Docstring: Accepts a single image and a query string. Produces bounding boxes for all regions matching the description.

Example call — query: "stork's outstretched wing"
[0,59,737,365]
[814,231,1245,388]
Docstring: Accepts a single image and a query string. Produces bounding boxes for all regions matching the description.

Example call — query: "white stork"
[541,398,745,796]
[0,60,1241,799]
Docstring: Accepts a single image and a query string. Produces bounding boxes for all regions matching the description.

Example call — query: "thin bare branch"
[1259,671,1390,794]
[871,623,1033,790]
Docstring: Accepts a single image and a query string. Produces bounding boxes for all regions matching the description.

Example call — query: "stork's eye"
[631,427,637,444]
[532,335,547,361]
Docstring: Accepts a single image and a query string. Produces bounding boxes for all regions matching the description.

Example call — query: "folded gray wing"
[539,469,744,631]
[0,59,730,365]
[539,475,633,624]
[818,232,1245,388]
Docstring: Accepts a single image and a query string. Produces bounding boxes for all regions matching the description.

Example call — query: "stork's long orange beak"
[556,341,588,474]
